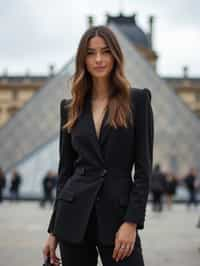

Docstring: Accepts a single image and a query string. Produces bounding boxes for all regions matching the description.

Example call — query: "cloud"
[0,0,199,75]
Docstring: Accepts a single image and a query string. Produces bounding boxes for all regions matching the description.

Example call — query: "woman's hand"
[112,222,137,262]
[43,233,61,266]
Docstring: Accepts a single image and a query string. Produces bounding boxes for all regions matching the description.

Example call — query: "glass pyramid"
[0,23,200,198]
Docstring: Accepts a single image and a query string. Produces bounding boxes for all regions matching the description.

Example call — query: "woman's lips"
[94,66,106,71]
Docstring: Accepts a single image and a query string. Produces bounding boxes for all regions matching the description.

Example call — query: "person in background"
[150,164,166,212]
[40,170,56,208]
[0,167,6,203]
[9,170,22,201]
[165,171,178,210]
[184,167,198,209]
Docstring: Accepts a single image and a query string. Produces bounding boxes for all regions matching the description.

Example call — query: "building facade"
[163,71,200,118]
[0,66,55,128]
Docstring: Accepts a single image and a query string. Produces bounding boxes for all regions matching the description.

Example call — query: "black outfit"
[185,174,198,207]
[10,173,21,200]
[59,202,144,266]
[150,169,166,212]
[165,179,177,196]
[47,88,154,265]
[40,174,55,207]
[0,173,6,202]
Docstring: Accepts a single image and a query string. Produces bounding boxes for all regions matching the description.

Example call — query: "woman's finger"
[42,246,49,260]
[120,244,131,260]
[115,244,127,262]
[112,243,120,259]
[112,239,122,260]
[50,247,57,264]
[50,249,61,266]
[127,243,134,257]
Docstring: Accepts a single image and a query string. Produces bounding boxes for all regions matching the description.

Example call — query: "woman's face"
[85,36,114,79]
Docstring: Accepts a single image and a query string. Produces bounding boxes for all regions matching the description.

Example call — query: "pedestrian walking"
[9,170,22,201]
[165,171,178,210]
[40,171,56,208]
[184,168,198,208]
[150,164,166,212]
[0,167,6,203]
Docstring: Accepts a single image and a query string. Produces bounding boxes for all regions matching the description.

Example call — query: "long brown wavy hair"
[63,25,134,132]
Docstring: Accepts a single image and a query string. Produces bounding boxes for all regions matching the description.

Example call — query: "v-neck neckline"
[89,96,108,142]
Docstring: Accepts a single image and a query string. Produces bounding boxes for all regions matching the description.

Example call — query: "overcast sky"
[0,0,199,77]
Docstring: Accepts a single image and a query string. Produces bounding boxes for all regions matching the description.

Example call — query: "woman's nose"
[95,53,102,62]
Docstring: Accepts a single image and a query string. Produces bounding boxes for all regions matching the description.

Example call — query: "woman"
[43,25,154,266]
[165,172,177,210]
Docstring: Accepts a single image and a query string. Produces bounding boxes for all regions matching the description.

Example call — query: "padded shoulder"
[131,88,152,103]
[60,98,72,125]
[143,88,152,101]
[61,98,72,109]
[60,98,72,113]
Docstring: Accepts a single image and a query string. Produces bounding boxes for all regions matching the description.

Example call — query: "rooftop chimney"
[87,16,94,28]
[48,64,55,77]
[1,68,8,83]
[24,69,31,83]
[182,65,191,87]
[183,65,189,79]
[148,15,154,49]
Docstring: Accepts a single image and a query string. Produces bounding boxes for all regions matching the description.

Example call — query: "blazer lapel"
[99,108,111,146]
[87,94,112,147]
[73,94,112,165]
[84,96,105,164]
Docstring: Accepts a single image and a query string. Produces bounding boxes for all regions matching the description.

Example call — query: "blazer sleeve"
[47,98,77,234]
[123,88,154,229]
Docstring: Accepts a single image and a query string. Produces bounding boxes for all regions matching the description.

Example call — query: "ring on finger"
[120,244,129,250]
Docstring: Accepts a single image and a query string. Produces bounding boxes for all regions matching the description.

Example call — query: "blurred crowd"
[150,163,200,212]
[0,164,200,211]
[0,167,58,207]
[0,164,200,246]
[0,168,22,202]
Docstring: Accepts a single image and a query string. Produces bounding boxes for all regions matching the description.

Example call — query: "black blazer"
[47,88,154,245]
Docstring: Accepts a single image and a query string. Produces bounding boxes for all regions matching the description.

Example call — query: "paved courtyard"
[0,201,199,266]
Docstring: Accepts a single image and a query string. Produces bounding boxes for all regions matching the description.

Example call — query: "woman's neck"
[91,78,110,100]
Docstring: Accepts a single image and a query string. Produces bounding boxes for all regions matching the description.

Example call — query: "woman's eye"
[103,50,110,53]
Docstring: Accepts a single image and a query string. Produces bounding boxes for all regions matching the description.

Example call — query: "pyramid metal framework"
[0,23,200,196]
[110,24,200,175]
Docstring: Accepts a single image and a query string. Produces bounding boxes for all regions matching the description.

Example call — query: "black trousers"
[152,191,163,212]
[59,204,145,266]
[187,189,198,207]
